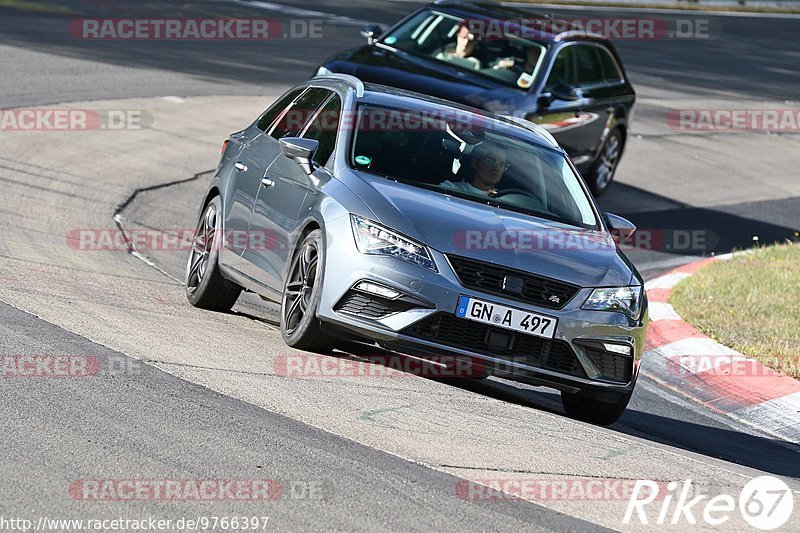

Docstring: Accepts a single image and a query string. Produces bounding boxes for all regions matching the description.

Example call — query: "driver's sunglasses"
[483,157,509,170]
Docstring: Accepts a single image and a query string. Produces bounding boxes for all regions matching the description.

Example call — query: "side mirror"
[552,84,578,101]
[361,24,386,44]
[538,84,579,109]
[279,137,319,175]
[604,213,636,243]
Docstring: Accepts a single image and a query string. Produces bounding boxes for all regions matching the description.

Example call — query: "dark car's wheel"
[561,390,632,426]
[588,128,623,197]
[281,229,335,352]
[186,196,242,311]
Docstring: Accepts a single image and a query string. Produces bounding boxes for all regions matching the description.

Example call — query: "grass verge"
[670,243,800,379]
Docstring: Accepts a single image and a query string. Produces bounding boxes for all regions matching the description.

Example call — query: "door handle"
[234,162,247,172]
[260,178,275,187]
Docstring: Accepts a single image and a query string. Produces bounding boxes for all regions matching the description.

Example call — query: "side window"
[597,46,624,84]
[545,46,576,90]
[256,88,303,132]
[302,94,342,166]
[576,45,605,87]
[270,88,332,140]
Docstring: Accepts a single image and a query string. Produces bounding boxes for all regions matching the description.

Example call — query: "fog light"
[355,281,401,299]
[603,343,632,356]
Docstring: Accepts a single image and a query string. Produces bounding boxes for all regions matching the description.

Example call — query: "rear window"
[256,88,303,132]
[598,47,624,83]
[270,87,331,139]
[576,45,604,87]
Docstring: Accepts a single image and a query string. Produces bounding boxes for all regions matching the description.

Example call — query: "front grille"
[446,255,580,310]
[334,290,415,319]
[586,349,632,383]
[401,313,585,378]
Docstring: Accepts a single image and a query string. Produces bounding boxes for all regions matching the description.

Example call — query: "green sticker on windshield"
[355,155,372,166]
[384,36,397,45]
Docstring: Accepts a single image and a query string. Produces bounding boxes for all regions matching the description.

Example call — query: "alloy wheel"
[595,134,620,191]
[186,203,217,293]
[282,241,319,335]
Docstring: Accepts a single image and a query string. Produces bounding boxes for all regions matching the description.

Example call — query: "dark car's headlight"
[350,215,437,272]
[582,286,643,320]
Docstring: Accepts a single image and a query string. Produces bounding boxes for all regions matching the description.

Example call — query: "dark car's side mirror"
[280,137,319,175]
[361,24,386,44]
[538,84,579,109]
[604,213,636,243]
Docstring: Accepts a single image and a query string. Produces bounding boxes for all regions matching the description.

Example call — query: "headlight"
[350,215,437,272]
[316,66,332,76]
[582,286,643,320]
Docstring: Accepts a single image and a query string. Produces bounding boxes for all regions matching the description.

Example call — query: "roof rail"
[500,115,558,148]
[313,73,365,97]
[553,30,605,42]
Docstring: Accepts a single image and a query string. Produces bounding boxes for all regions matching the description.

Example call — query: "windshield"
[349,104,599,229]
[380,9,546,90]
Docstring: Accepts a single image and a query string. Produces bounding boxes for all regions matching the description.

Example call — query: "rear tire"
[280,229,335,352]
[185,196,242,311]
[587,128,623,197]
[561,390,631,426]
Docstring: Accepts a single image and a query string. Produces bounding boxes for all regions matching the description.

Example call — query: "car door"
[531,44,589,162]
[573,43,621,161]
[224,87,304,266]
[244,87,335,290]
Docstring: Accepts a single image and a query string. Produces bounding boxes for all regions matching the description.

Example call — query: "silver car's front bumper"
[317,216,647,395]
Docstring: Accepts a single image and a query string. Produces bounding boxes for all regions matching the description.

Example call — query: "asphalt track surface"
[0,1,799,531]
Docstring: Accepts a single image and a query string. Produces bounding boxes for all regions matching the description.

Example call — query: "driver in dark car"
[442,143,508,196]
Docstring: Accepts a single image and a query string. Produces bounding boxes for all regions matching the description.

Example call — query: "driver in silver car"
[442,143,508,196]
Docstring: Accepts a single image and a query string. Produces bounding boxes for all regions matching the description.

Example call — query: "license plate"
[455,295,558,339]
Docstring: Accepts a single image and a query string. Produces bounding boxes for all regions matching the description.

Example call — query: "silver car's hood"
[347,173,634,288]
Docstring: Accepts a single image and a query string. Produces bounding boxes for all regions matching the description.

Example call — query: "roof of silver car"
[309,74,561,150]
[313,73,365,97]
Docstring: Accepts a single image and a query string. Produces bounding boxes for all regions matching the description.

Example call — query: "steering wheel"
[491,188,545,206]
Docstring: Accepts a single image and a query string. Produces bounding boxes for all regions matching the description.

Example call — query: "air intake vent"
[446,255,580,310]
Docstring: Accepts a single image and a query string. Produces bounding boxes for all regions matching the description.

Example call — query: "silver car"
[186,73,648,425]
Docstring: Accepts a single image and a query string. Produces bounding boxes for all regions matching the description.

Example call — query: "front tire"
[588,128,623,197]
[186,196,242,311]
[280,229,334,352]
[561,390,632,426]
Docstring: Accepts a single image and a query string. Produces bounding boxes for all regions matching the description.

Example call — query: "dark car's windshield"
[349,104,598,229]
[379,9,546,90]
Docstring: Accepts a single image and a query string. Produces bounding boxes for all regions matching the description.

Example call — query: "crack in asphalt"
[109,167,289,328]
[112,169,214,283]
[151,361,461,396]
[434,465,752,490]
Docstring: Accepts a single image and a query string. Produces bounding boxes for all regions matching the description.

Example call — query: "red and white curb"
[642,256,800,445]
